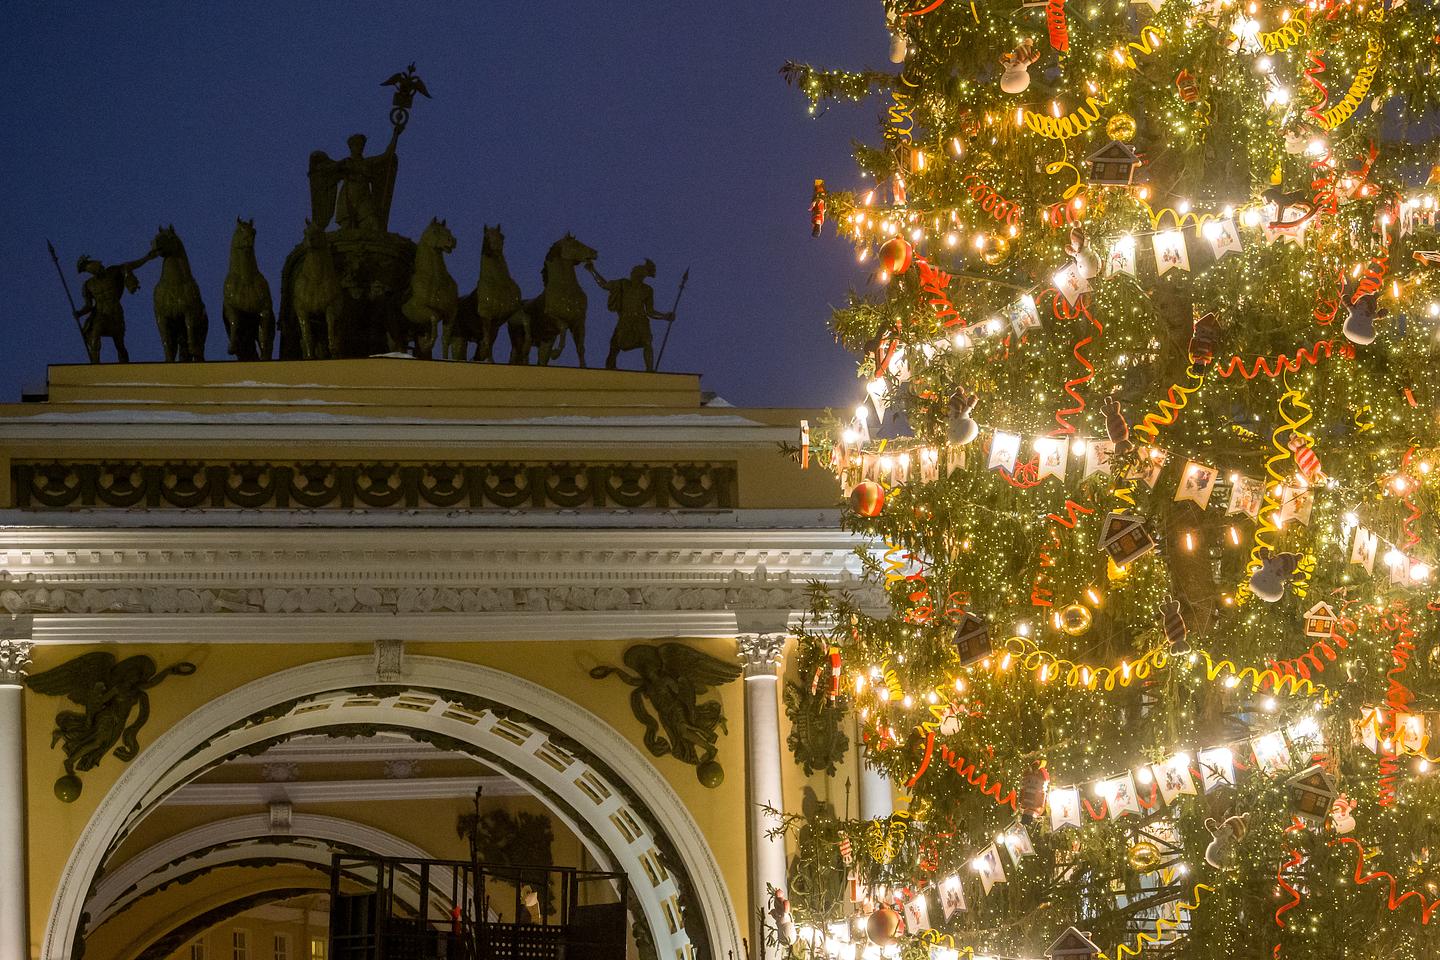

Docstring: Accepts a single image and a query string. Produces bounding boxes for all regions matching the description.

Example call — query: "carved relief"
[12,460,737,512]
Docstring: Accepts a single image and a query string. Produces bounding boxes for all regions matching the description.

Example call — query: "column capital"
[735,633,787,678]
[0,616,33,687]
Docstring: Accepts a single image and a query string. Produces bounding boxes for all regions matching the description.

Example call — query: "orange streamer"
[1273,816,1308,957]
[1214,340,1351,379]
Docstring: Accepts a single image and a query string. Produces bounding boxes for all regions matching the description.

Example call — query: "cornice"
[165,775,526,805]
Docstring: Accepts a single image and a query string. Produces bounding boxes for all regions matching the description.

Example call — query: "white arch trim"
[44,656,742,960]
[88,813,440,929]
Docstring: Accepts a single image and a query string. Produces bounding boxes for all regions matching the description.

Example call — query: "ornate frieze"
[0,615,32,685]
[11,460,737,512]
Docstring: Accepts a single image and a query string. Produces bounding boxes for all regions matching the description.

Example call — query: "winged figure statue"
[26,652,196,801]
[590,642,741,784]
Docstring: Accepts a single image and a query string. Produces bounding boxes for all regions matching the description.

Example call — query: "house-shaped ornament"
[1086,141,1141,187]
[1303,601,1337,639]
[1286,764,1339,825]
[1099,513,1156,566]
[1047,926,1102,960]
[952,612,992,666]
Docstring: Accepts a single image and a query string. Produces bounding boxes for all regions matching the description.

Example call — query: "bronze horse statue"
[151,225,208,361]
[222,218,275,360]
[449,224,521,361]
[507,233,598,365]
[395,217,457,358]
[290,220,345,359]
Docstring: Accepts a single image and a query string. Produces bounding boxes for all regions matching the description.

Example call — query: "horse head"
[552,233,597,266]
[482,224,505,257]
[422,217,457,253]
[232,217,257,249]
[152,224,184,260]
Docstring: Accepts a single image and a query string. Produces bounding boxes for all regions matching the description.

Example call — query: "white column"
[857,734,894,821]
[0,616,33,960]
[736,632,787,952]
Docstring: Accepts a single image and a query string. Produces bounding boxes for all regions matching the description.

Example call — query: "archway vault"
[45,656,742,960]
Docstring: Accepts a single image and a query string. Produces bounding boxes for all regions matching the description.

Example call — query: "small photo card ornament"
[1198,746,1236,792]
[1004,824,1036,860]
[1251,731,1292,776]
[1175,460,1218,508]
[973,843,1007,893]
[939,874,967,919]
[989,431,1022,472]
[1053,263,1091,306]
[1286,764,1339,825]
[1277,485,1313,528]
[1226,476,1264,518]
[1106,235,1138,278]
[1006,294,1043,335]
[903,891,933,933]
[1034,436,1069,480]
[1084,439,1115,478]
[1303,601,1337,639]
[1130,447,1167,488]
[1100,513,1156,566]
[1102,772,1142,818]
[1050,785,1082,829]
[1288,715,1325,751]
[1153,229,1191,275]
[1206,217,1243,259]
[1153,752,1198,805]
[1350,526,1378,573]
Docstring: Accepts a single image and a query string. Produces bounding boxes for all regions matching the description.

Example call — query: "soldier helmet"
[76,255,95,273]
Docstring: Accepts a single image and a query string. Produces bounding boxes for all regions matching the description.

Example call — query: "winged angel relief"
[589,642,741,787]
[26,652,196,801]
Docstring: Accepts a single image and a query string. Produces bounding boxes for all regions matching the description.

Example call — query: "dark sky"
[0,2,880,408]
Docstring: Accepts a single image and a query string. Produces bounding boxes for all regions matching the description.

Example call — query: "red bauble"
[867,905,902,946]
[878,237,913,275]
[849,480,886,517]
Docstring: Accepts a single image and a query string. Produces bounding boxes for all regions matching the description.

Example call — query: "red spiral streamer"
[1378,606,1417,807]
[1273,817,1308,957]
[1214,340,1351,379]
[1304,49,1330,125]
[1332,837,1440,923]
[1046,0,1070,51]
[1054,294,1102,434]
[900,0,947,15]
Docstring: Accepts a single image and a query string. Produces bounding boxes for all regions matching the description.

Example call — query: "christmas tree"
[777,0,1440,957]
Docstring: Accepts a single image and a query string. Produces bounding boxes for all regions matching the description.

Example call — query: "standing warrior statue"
[72,247,158,363]
[586,259,675,371]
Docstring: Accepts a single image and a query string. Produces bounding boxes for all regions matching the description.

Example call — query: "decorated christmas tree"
[777,0,1440,956]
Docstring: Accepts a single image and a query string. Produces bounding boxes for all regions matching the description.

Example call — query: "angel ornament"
[589,642,742,786]
[26,652,196,801]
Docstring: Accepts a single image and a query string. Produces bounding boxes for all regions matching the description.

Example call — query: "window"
[309,938,326,960]
[189,941,206,960]
[273,934,290,960]
[232,930,249,960]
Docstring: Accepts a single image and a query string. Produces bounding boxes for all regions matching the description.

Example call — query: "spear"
[47,240,87,345]
[654,267,690,371]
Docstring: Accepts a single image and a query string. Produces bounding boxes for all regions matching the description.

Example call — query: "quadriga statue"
[222,218,275,360]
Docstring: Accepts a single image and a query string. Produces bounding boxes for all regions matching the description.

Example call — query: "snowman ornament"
[1000,40,1041,94]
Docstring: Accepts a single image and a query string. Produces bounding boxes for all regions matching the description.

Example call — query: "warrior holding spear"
[49,240,157,363]
[585,259,686,372]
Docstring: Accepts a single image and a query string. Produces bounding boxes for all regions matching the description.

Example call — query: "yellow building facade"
[0,359,891,960]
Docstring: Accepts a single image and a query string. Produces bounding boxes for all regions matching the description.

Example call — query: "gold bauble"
[1128,840,1161,872]
[982,235,1011,265]
[1058,603,1093,635]
[1107,112,1137,142]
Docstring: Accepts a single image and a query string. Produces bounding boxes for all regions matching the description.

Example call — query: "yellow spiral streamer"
[1140,201,1222,231]
[1024,91,1112,140]
[1046,159,1084,200]
[1316,34,1382,131]
[882,539,912,587]
[1131,366,1205,448]
[1240,384,1311,599]
[865,810,911,864]
[1190,650,1326,698]
[1099,882,1216,960]
[1260,15,1307,54]
[1001,635,1168,690]
[1113,26,1165,69]
[880,659,906,702]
